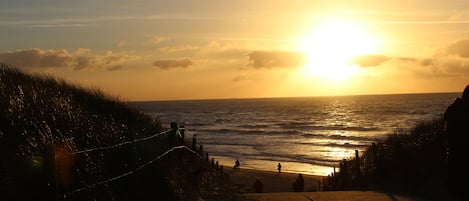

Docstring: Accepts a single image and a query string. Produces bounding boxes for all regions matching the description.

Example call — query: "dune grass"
[326,116,448,196]
[0,64,233,201]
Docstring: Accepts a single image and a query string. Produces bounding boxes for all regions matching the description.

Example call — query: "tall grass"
[0,64,234,201]
[326,116,448,196]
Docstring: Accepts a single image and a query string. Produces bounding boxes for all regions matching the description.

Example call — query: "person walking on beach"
[234,159,240,169]
[277,162,282,173]
[444,84,469,200]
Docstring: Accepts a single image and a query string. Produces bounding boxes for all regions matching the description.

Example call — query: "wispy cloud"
[150,36,168,45]
[247,50,307,69]
[350,55,389,67]
[152,58,194,70]
[0,13,218,28]
[0,48,135,71]
[351,39,469,78]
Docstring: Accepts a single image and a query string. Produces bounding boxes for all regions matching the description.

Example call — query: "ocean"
[132,93,458,176]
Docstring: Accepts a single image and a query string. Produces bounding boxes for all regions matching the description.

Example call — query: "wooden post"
[179,125,185,144]
[355,150,361,177]
[169,122,178,148]
[199,144,203,155]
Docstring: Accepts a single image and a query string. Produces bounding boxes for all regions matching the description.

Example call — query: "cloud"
[351,54,389,67]
[247,50,307,68]
[444,39,469,58]
[152,58,193,70]
[0,48,134,71]
[158,45,199,53]
[117,41,127,47]
[197,41,247,60]
[0,48,73,68]
[346,39,469,79]
[151,36,168,45]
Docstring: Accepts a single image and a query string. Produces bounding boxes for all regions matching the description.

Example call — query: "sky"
[1,0,469,101]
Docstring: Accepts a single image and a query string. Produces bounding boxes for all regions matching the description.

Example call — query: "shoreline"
[211,155,335,177]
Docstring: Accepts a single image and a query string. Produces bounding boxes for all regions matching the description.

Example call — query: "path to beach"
[225,168,456,201]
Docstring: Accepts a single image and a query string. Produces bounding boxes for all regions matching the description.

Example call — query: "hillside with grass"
[325,116,449,197]
[0,64,235,201]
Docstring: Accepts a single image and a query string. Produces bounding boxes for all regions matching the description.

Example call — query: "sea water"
[132,93,458,176]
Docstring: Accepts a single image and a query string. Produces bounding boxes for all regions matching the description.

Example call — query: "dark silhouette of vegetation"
[324,116,448,198]
[0,64,237,201]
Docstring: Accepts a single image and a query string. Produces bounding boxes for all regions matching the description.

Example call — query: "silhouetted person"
[293,173,304,192]
[253,179,263,193]
[444,84,469,200]
[277,162,282,173]
[234,159,240,169]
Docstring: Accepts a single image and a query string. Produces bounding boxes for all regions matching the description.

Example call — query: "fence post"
[354,150,361,177]
[179,125,185,144]
[169,122,178,148]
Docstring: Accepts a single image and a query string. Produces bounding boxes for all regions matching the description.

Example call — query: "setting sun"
[298,20,376,81]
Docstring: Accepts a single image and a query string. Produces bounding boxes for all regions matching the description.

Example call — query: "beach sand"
[226,167,323,193]
[224,168,456,201]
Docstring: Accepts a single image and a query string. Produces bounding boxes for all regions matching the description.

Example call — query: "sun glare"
[298,20,376,81]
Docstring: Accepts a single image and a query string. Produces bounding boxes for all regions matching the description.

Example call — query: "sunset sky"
[1,0,469,101]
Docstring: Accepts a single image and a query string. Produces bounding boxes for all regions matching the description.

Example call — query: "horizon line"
[131,91,460,103]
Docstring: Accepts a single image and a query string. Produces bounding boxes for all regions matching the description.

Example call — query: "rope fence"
[62,145,197,198]
[46,123,199,200]
[69,128,173,154]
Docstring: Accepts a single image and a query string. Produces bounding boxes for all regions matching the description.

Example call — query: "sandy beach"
[225,168,456,201]
[226,167,324,193]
